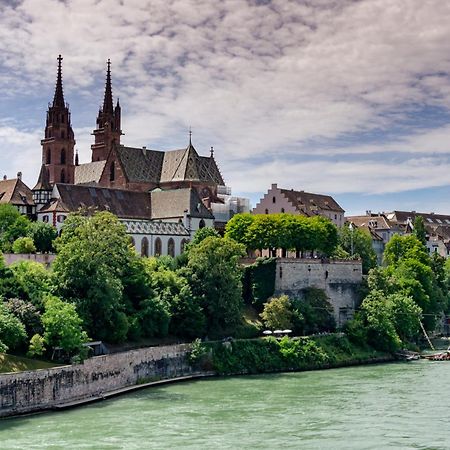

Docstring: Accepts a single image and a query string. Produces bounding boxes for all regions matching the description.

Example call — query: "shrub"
[12,237,36,254]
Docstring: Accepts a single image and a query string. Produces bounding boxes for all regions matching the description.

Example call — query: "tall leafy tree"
[28,221,58,253]
[183,236,245,336]
[53,211,137,342]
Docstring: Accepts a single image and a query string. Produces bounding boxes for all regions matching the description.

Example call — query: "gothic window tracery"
[141,237,149,257]
[168,238,175,257]
[154,238,162,256]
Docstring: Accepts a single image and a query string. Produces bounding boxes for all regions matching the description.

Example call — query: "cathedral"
[1,55,249,257]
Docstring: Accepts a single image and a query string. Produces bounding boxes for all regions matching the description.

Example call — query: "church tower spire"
[103,59,114,113]
[53,55,65,108]
[91,59,122,162]
[35,55,75,197]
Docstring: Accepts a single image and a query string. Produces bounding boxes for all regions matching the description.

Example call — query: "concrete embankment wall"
[274,258,363,326]
[0,344,192,417]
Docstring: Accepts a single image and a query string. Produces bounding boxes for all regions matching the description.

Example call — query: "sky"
[1,0,450,215]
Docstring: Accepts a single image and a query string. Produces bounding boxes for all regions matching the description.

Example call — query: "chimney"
[271,183,277,190]
[17,171,22,180]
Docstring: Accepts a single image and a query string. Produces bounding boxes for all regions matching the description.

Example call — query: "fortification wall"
[0,344,192,417]
[274,258,363,325]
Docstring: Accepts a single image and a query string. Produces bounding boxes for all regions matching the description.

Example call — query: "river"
[0,360,448,449]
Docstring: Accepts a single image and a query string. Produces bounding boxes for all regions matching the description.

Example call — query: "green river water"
[0,361,449,449]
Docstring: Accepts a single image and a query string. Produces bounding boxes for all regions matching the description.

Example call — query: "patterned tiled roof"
[116,146,164,183]
[115,143,224,185]
[121,219,189,236]
[40,184,152,219]
[0,178,35,206]
[151,188,214,220]
[280,188,344,214]
[74,161,107,185]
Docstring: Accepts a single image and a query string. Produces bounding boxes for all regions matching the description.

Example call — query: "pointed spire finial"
[75,149,79,166]
[53,54,65,108]
[103,58,114,113]
[189,127,192,146]
[210,146,214,157]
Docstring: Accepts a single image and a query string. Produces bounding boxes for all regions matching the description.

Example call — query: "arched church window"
[181,239,188,253]
[110,161,115,182]
[168,238,175,257]
[141,237,149,257]
[46,148,51,164]
[60,169,65,183]
[154,238,162,256]
[265,209,269,214]
[61,148,66,164]
[199,219,205,229]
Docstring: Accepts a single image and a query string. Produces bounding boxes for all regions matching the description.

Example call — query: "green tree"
[186,227,220,249]
[413,216,427,246]
[12,236,36,254]
[184,236,245,336]
[291,288,336,335]
[27,334,46,357]
[42,295,88,355]
[224,213,255,248]
[360,290,401,353]
[143,258,205,338]
[338,224,377,274]
[53,211,137,342]
[0,205,31,252]
[260,295,293,330]
[5,298,43,337]
[384,234,428,266]
[28,221,57,253]
[8,260,53,309]
[0,302,27,352]
[247,214,281,253]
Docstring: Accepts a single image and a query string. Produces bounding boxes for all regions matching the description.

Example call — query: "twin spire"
[52,55,117,113]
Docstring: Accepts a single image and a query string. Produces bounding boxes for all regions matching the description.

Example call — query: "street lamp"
[349,222,354,256]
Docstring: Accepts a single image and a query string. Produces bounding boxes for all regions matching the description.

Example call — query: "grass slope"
[0,353,59,373]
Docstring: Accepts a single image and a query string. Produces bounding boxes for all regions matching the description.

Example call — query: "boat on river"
[422,351,450,361]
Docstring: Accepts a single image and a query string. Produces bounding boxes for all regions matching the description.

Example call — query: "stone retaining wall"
[3,253,56,267]
[0,344,192,417]
[274,258,363,326]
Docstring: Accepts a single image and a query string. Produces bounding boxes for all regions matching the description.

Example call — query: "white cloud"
[1,0,450,200]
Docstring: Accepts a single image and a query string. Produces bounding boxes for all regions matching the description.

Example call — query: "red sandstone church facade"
[26,55,236,256]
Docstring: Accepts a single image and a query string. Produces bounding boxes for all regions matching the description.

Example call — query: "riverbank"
[195,334,394,375]
[0,336,394,418]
